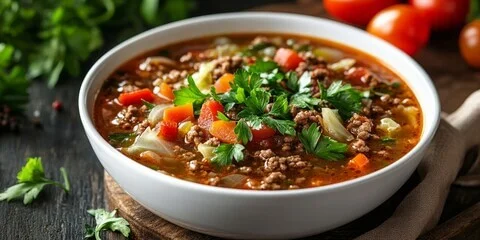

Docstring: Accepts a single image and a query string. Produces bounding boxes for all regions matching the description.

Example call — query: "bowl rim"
[79,12,440,196]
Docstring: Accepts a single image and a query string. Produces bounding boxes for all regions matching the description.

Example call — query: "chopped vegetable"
[378,117,401,134]
[198,100,225,129]
[158,120,178,141]
[84,209,130,240]
[163,103,194,123]
[209,120,237,144]
[198,143,216,160]
[178,121,193,136]
[191,60,216,92]
[147,103,173,125]
[126,127,175,156]
[211,144,245,166]
[313,47,344,62]
[348,153,370,169]
[214,73,235,93]
[273,48,303,71]
[400,106,420,128]
[159,82,175,100]
[251,125,276,142]
[298,123,348,161]
[0,157,70,204]
[218,174,247,188]
[321,108,354,142]
[329,58,356,71]
[118,88,155,106]
[108,133,137,146]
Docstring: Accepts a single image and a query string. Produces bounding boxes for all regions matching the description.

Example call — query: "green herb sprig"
[85,208,131,240]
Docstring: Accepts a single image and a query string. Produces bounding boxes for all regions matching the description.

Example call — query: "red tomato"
[410,0,469,30]
[344,67,370,86]
[198,100,225,130]
[324,0,399,25]
[367,5,431,56]
[251,125,276,142]
[459,20,480,68]
[158,120,178,141]
[274,48,303,71]
[118,88,155,106]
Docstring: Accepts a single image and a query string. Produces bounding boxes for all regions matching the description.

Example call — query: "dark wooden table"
[1,1,480,239]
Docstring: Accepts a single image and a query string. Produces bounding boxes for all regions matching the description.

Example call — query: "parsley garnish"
[141,99,156,110]
[321,81,362,119]
[0,157,70,204]
[217,112,230,121]
[234,119,252,144]
[298,123,348,161]
[85,208,130,240]
[211,144,245,166]
[173,76,209,107]
[381,137,396,144]
[108,133,137,146]
[269,94,290,119]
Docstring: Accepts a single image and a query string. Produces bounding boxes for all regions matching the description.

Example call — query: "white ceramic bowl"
[79,12,440,239]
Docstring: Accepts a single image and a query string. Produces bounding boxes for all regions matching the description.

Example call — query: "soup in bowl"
[79,13,439,239]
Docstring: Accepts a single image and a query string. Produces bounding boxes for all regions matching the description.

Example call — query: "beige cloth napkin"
[356,90,480,240]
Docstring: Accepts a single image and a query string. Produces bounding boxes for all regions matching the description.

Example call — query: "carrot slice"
[158,120,178,141]
[274,48,303,71]
[163,103,194,123]
[118,88,155,106]
[159,82,175,100]
[209,120,237,144]
[198,100,225,130]
[214,73,235,93]
[348,153,370,168]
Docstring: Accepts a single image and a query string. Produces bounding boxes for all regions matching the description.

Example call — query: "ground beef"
[180,151,197,161]
[114,105,146,130]
[344,67,379,88]
[212,56,243,79]
[185,125,205,146]
[251,36,271,46]
[179,52,193,62]
[238,166,253,174]
[293,110,323,129]
[255,150,311,173]
[259,172,286,190]
[134,119,149,134]
[281,136,304,153]
[204,137,221,147]
[350,139,370,153]
[208,176,221,186]
[163,69,188,83]
[347,113,374,140]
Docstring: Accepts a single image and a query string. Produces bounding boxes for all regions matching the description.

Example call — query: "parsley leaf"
[217,112,230,121]
[286,71,299,92]
[0,157,70,204]
[173,76,208,106]
[211,144,245,166]
[234,119,252,144]
[85,209,130,240]
[262,117,296,136]
[321,81,362,119]
[298,123,348,161]
[381,137,396,144]
[141,99,156,110]
[108,132,137,147]
[243,89,271,115]
[290,93,322,109]
[269,94,290,119]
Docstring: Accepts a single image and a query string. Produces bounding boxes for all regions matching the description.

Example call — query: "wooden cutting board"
[105,1,480,239]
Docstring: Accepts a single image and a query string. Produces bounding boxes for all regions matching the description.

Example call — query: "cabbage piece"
[178,121,193,136]
[401,106,420,128]
[329,58,356,71]
[147,104,173,125]
[313,47,344,62]
[218,174,247,188]
[321,108,354,142]
[190,60,216,92]
[378,118,401,135]
[125,127,175,156]
[198,143,216,160]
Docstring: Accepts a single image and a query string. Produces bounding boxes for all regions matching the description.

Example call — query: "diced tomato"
[198,100,225,130]
[158,120,178,141]
[214,73,235,93]
[163,103,194,123]
[118,88,155,106]
[159,82,175,100]
[348,153,370,169]
[251,125,276,142]
[345,67,370,86]
[209,120,237,144]
[274,48,303,71]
